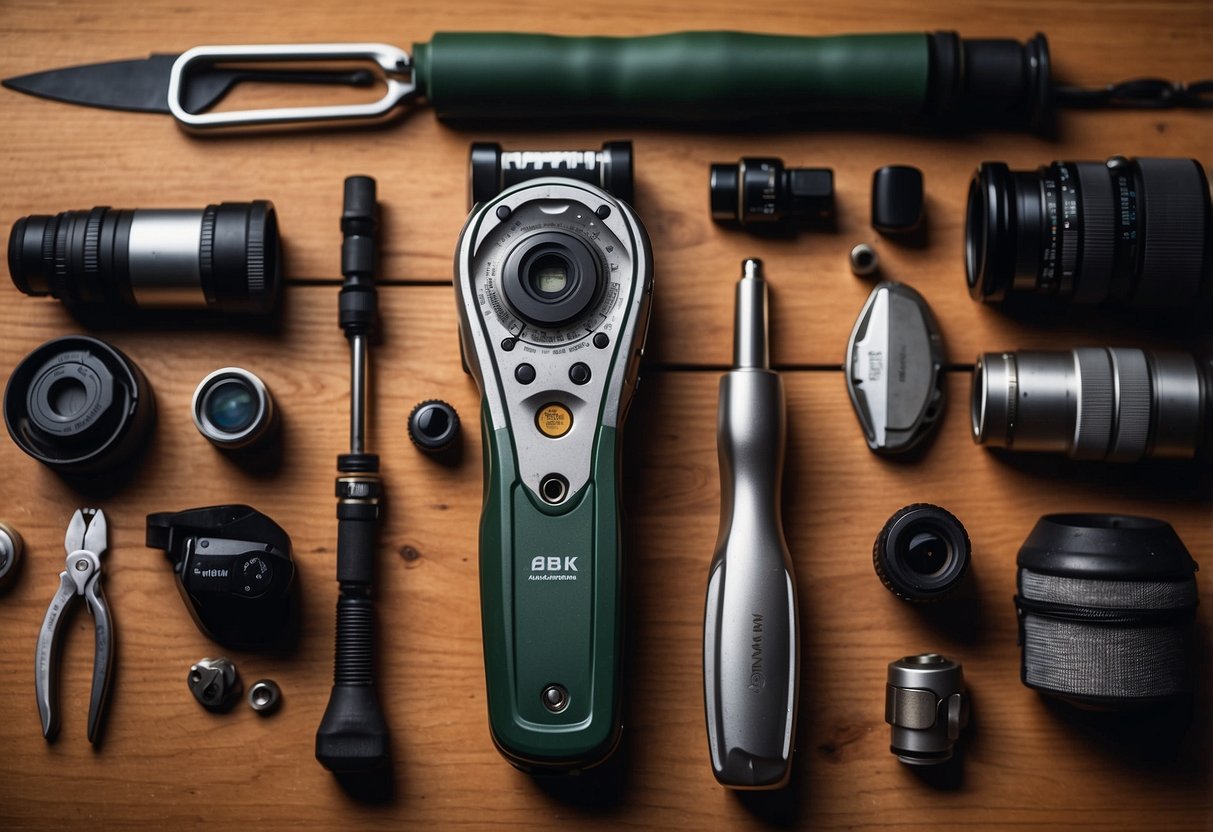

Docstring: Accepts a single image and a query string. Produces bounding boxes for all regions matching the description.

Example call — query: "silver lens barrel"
[972,348,1209,462]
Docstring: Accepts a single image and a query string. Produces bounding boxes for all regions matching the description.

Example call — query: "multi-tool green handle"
[414,30,1051,127]
[478,417,624,769]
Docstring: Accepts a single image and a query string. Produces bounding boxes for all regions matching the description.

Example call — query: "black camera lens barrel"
[966,157,1211,307]
[874,504,972,602]
[710,157,835,225]
[469,141,634,207]
[8,201,281,315]
[4,335,155,474]
[973,348,1210,462]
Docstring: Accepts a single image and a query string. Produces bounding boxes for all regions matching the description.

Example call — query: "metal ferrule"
[733,259,770,370]
[127,210,206,307]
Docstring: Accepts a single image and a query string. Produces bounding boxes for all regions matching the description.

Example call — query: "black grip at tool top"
[339,175,378,337]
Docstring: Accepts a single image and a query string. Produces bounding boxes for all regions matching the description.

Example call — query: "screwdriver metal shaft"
[703,259,801,789]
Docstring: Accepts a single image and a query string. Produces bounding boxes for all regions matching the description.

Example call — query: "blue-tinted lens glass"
[205,381,256,432]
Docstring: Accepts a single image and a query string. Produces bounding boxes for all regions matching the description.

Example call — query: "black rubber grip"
[336,507,379,585]
[333,594,375,686]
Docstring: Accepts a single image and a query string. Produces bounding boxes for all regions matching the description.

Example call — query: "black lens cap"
[871,165,924,235]
[874,504,971,602]
[408,400,461,461]
[4,335,155,474]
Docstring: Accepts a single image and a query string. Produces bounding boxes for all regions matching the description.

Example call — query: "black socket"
[710,158,834,226]
[966,157,1211,307]
[874,504,971,602]
[407,399,461,456]
[4,335,156,474]
[8,201,281,316]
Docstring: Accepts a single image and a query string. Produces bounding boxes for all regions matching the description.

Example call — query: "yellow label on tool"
[536,403,572,438]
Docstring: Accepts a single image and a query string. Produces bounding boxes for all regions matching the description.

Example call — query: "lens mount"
[192,367,274,450]
[502,231,602,327]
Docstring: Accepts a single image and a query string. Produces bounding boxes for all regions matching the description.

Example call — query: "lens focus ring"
[1107,348,1152,462]
[1073,348,1115,460]
[1073,163,1115,304]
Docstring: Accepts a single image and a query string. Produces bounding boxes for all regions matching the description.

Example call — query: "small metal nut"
[188,657,242,712]
[247,679,282,715]
[850,243,880,277]
[0,521,23,590]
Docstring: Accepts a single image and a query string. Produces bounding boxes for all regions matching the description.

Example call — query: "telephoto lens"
[966,157,1211,307]
[972,348,1210,462]
[710,158,834,226]
[8,201,281,315]
[192,368,277,451]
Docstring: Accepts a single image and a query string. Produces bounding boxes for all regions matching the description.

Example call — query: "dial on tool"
[35,509,114,743]
[704,259,800,790]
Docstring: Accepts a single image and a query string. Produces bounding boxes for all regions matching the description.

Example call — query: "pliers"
[35,509,114,743]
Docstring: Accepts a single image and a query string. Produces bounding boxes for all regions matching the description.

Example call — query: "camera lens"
[502,231,602,327]
[966,157,1210,307]
[973,348,1210,462]
[8,201,281,315]
[710,158,835,226]
[192,368,275,450]
[874,504,971,602]
[3,335,156,474]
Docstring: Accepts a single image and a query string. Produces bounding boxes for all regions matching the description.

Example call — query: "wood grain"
[0,1,1210,829]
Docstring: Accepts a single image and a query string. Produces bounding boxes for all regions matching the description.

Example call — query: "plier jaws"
[35,509,115,743]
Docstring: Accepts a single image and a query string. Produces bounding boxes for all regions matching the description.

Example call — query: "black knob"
[407,400,461,456]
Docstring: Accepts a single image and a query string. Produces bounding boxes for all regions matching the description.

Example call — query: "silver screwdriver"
[703,258,801,789]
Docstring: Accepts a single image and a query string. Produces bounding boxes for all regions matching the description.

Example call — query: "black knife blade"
[4,54,378,116]
[4,55,179,113]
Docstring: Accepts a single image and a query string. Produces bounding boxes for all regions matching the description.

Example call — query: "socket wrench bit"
[704,259,801,789]
[885,653,968,765]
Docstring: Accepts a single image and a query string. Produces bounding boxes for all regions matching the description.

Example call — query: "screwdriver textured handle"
[414,32,929,121]
[704,370,800,789]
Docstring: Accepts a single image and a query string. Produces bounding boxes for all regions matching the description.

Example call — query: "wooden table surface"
[1,1,1210,829]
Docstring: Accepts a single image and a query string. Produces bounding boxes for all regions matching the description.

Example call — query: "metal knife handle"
[704,262,800,790]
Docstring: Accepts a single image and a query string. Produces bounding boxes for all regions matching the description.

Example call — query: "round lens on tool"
[871,165,924,235]
[407,399,461,459]
[4,335,156,475]
[844,281,945,454]
[874,504,971,602]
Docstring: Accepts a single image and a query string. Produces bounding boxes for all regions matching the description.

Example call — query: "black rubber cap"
[872,166,924,235]
[1017,514,1197,581]
[407,400,461,455]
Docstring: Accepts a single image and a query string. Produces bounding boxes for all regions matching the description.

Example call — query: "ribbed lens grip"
[1073,163,1115,303]
[1072,348,1114,460]
[1133,158,1208,306]
[1107,348,1152,462]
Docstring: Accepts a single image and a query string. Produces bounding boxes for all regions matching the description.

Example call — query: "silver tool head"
[65,508,107,558]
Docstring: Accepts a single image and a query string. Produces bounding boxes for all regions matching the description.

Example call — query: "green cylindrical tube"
[414,31,932,121]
